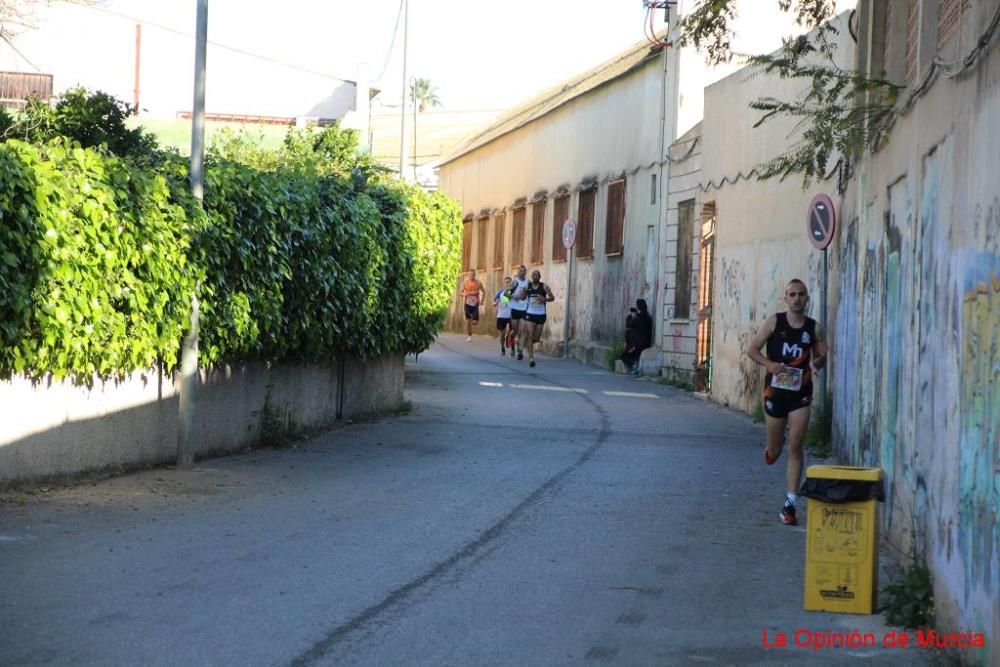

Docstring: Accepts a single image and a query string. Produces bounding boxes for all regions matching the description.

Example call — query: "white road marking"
[510,384,588,393]
[601,391,659,399]
[478,381,504,387]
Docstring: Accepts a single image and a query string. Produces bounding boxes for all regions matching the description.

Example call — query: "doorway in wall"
[695,202,716,393]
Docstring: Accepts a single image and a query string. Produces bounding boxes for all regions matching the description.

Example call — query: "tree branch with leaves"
[676,0,902,187]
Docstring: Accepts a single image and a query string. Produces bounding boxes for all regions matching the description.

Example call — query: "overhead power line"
[86,5,353,82]
[375,0,405,83]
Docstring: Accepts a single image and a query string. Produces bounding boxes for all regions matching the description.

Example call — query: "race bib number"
[771,366,803,391]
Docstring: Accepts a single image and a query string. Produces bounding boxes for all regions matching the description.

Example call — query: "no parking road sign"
[562,218,577,249]
[808,194,836,250]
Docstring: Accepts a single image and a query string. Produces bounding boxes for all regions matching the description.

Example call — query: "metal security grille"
[511,207,525,267]
[577,188,596,259]
[477,216,489,271]
[552,195,569,262]
[0,71,53,109]
[531,201,546,264]
[905,0,920,83]
[938,0,970,47]
[605,179,626,255]
[493,211,506,269]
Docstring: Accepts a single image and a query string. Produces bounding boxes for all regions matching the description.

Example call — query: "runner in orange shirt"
[461,270,486,342]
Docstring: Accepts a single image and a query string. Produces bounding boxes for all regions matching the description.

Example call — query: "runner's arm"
[544,284,555,302]
[746,315,781,375]
[812,321,829,370]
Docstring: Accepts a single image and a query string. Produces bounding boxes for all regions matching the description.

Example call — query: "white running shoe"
[466,336,472,342]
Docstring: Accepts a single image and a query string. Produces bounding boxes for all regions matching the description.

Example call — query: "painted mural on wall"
[835,133,999,654]
[956,251,1000,623]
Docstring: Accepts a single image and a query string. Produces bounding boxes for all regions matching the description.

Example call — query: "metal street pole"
[398,0,410,180]
[178,0,207,468]
[563,247,574,357]
[820,247,828,409]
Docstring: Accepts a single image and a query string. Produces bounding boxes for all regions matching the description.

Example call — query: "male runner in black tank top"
[746,279,829,525]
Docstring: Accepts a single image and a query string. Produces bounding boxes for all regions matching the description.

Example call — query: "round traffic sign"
[808,194,836,250]
[562,218,577,249]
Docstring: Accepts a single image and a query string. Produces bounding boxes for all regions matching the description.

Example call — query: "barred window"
[493,211,506,269]
[531,201,546,265]
[674,199,695,319]
[605,179,626,255]
[552,194,570,262]
[577,188,595,259]
[510,207,525,267]
[462,219,472,271]
[477,216,489,271]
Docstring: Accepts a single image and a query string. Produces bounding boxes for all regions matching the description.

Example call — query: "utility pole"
[133,24,141,112]
[178,0,208,468]
[398,0,410,180]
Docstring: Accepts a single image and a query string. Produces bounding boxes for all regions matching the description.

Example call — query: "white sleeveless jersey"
[509,277,530,311]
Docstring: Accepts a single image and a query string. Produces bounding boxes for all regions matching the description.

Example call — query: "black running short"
[464,304,479,320]
[496,317,510,330]
[764,390,812,419]
[525,313,546,325]
[510,309,526,321]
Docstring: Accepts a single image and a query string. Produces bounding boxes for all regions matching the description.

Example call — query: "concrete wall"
[0,356,404,489]
[439,54,673,362]
[835,1,1000,657]
[700,13,855,411]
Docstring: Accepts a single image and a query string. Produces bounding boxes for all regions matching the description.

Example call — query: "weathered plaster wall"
[439,54,672,358]
[835,4,1000,656]
[700,13,854,411]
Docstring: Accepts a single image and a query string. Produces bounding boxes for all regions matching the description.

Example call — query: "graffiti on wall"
[956,251,1000,607]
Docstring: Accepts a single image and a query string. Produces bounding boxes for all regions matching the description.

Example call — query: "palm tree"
[410,78,440,113]
[410,77,440,181]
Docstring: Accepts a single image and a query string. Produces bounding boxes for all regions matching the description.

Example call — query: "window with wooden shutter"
[477,216,488,271]
[510,207,525,267]
[462,219,472,271]
[531,201,546,265]
[493,211,506,269]
[577,188,596,259]
[674,199,695,320]
[552,195,569,262]
[605,179,626,256]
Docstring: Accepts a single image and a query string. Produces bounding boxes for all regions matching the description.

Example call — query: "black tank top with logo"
[765,312,817,394]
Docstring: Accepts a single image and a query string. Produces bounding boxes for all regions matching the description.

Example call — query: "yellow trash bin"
[800,465,885,614]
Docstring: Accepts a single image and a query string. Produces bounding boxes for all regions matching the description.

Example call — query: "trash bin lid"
[801,466,885,503]
[805,465,882,482]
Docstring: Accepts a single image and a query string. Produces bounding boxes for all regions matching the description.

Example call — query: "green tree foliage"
[12,88,159,159]
[0,91,461,383]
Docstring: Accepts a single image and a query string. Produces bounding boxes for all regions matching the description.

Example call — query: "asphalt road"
[0,333,926,666]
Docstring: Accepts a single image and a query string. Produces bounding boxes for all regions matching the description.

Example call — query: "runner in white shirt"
[506,265,530,361]
[493,277,513,356]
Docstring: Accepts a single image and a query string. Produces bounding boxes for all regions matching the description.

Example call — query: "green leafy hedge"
[0,116,460,383]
